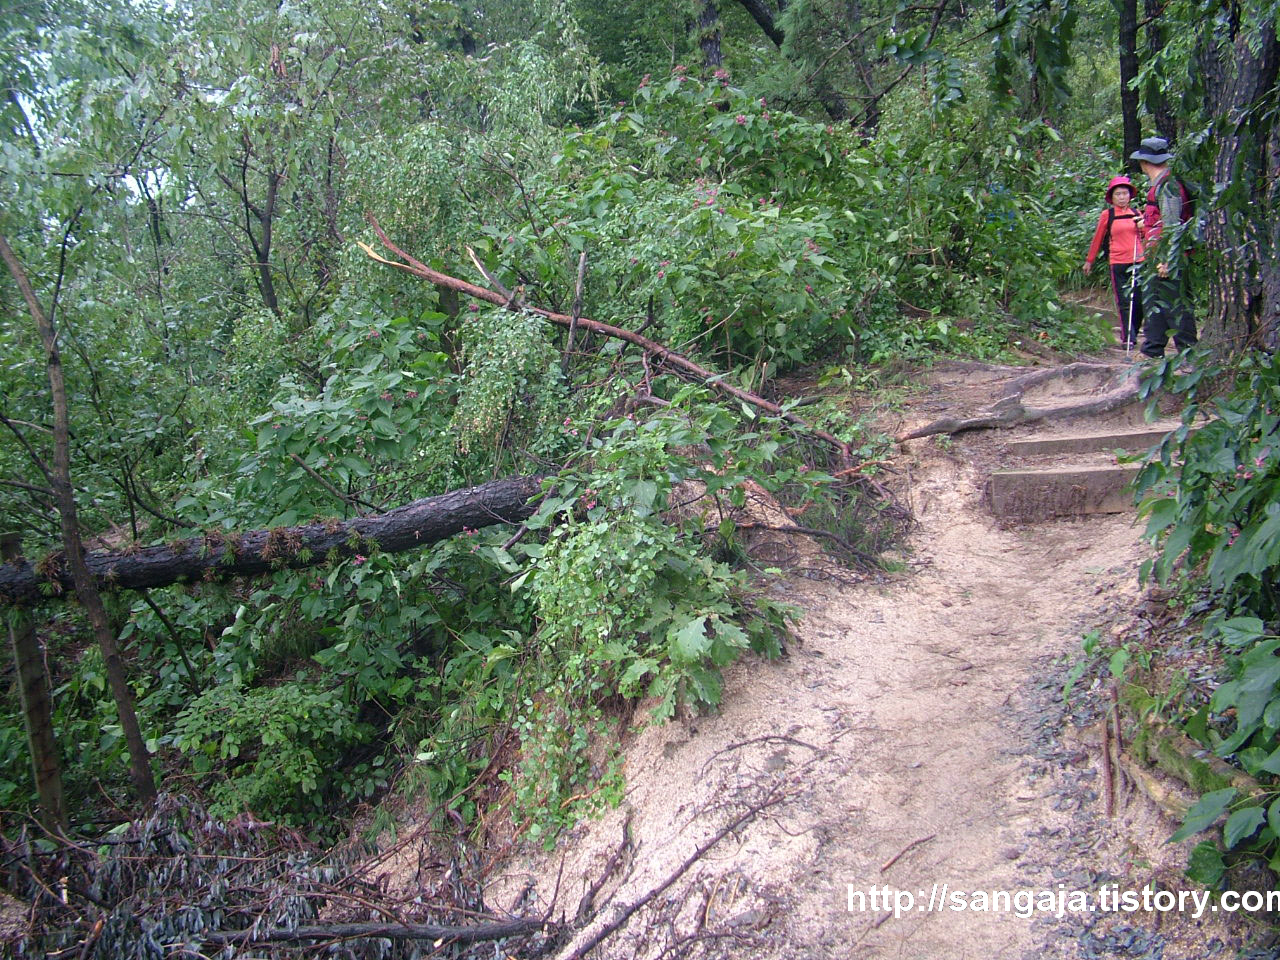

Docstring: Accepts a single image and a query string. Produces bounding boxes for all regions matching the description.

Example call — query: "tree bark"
[733,0,785,45]
[1117,0,1142,169]
[0,232,158,804]
[698,1,724,70]
[1198,9,1280,350]
[1264,112,1280,352]
[3,533,66,832]
[1142,0,1177,142]
[0,475,543,606]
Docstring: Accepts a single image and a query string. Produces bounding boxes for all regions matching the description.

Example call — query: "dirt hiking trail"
[404,359,1260,958]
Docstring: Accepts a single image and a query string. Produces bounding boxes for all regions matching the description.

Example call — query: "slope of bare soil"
[385,360,1267,959]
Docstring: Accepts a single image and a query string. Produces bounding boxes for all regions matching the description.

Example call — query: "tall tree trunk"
[1117,0,1142,169]
[3,533,66,832]
[1142,0,1177,141]
[0,233,158,806]
[734,0,784,44]
[1197,9,1280,350]
[698,1,724,70]
[253,170,282,317]
[1264,112,1280,351]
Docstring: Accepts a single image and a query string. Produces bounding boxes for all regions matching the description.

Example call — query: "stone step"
[989,464,1143,520]
[1001,423,1182,458]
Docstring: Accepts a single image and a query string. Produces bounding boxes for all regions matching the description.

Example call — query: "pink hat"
[1105,175,1135,202]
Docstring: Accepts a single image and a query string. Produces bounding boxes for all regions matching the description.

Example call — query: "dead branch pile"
[0,795,558,959]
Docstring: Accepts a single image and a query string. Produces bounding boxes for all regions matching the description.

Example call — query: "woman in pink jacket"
[1083,175,1147,351]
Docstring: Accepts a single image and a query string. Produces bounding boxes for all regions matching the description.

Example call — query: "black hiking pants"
[1109,263,1144,348]
[1141,271,1197,358]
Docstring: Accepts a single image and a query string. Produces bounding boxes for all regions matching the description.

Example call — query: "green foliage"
[2,0,1201,854]
[1134,351,1280,616]
[452,306,561,454]
[1128,353,1280,880]
[169,679,371,823]
[463,72,1096,380]
[496,388,797,836]
[990,0,1079,112]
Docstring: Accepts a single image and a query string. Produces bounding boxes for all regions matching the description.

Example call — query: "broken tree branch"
[359,216,853,463]
[880,834,936,872]
[288,452,380,514]
[733,521,880,567]
[563,249,588,376]
[575,811,634,926]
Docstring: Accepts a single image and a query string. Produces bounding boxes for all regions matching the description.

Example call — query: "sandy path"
[480,381,1183,959]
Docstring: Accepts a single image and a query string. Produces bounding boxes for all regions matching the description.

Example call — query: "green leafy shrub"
[1135,352,1280,616]
[451,305,562,454]
[497,388,796,837]
[1132,351,1280,878]
[168,679,372,823]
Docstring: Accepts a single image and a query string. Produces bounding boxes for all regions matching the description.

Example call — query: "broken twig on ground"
[563,784,791,960]
[879,834,937,873]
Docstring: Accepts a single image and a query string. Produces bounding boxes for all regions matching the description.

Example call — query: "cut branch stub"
[0,475,542,606]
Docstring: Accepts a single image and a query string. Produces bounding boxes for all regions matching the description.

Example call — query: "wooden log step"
[989,464,1143,520]
[1001,423,1183,458]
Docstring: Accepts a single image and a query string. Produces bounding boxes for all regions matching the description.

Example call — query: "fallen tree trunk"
[0,475,541,607]
[359,216,854,463]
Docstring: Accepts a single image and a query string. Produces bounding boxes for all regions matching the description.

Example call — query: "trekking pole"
[1126,227,1140,359]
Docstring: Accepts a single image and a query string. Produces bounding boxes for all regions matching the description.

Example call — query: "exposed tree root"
[896,363,1141,442]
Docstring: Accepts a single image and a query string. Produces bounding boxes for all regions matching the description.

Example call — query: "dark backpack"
[1097,208,1141,261]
